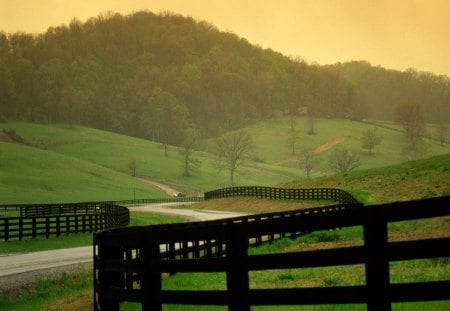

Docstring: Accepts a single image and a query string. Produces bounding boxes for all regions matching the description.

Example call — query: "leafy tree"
[0,60,15,119]
[361,128,382,155]
[329,147,360,175]
[215,130,255,186]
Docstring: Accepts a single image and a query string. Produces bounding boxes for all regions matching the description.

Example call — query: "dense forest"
[330,61,450,123]
[0,11,448,145]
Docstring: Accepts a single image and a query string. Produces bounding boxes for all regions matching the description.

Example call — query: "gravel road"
[0,202,247,289]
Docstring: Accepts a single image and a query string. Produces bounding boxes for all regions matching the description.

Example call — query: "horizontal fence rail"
[204,186,360,205]
[0,202,129,241]
[94,195,450,311]
[0,196,204,241]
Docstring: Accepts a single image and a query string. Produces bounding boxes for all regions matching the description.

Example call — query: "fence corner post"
[141,239,163,311]
[364,207,391,311]
[226,223,250,311]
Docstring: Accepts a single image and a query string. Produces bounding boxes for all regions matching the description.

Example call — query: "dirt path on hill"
[276,136,348,165]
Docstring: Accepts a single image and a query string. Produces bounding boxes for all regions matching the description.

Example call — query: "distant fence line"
[0,202,129,241]
[204,186,360,205]
[0,188,356,242]
[0,196,205,241]
[94,195,450,311]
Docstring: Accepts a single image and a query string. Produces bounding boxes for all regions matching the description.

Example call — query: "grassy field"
[245,117,449,175]
[1,119,448,204]
[0,120,449,310]
[0,141,166,204]
[285,153,450,204]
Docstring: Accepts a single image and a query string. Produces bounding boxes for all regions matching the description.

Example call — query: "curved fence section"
[0,202,129,241]
[94,195,450,311]
[204,186,360,205]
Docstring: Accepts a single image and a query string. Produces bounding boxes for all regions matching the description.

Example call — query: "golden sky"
[1,0,449,77]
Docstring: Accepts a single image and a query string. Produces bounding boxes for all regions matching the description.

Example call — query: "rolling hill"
[1,119,448,204]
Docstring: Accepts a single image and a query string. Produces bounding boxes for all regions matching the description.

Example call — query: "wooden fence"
[0,196,204,241]
[204,186,360,204]
[94,189,449,310]
[0,202,129,241]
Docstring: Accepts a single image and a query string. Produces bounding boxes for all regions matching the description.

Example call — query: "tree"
[215,130,255,186]
[329,147,360,175]
[179,128,201,177]
[361,128,382,155]
[128,159,136,177]
[302,151,315,179]
[435,122,449,145]
[0,60,15,119]
[287,117,300,154]
[306,109,316,135]
[395,100,426,152]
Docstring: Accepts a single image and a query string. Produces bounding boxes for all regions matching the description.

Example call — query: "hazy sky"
[1,0,449,77]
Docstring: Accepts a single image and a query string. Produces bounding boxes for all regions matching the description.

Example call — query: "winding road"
[0,202,247,281]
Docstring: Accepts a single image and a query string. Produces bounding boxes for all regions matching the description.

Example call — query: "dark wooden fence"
[0,202,129,241]
[204,186,360,204]
[94,189,449,310]
[0,196,205,241]
[115,196,203,206]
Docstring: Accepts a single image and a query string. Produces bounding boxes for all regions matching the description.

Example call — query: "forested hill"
[0,11,448,145]
[329,61,450,123]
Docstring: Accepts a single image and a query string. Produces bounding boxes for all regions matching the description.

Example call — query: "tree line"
[0,11,448,148]
[330,61,450,124]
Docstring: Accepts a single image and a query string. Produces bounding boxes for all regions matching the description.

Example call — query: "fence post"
[56,216,61,237]
[226,224,250,311]
[4,218,8,241]
[19,218,23,240]
[141,240,162,311]
[32,217,37,238]
[45,217,50,238]
[364,207,391,311]
[95,236,122,311]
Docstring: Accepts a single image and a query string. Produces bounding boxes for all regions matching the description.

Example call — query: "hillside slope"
[1,122,303,202]
[284,153,450,204]
[0,140,165,204]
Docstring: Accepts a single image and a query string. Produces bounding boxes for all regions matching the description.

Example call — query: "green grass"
[246,117,449,176]
[0,140,165,204]
[284,153,450,204]
[2,119,448,202]
[0,120,449,310]
[0,268,93,311]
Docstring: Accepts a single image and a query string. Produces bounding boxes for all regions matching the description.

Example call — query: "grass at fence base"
[0,268,92,311]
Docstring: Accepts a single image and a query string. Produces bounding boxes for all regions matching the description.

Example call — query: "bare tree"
[179,128,201,177]
[361,128,382,155]
[329,147,360,175]
[435,122,449,145]
[306,113,316,135]
[215,130,255,186]
[302,151,315,179]
[287,117,300,154]
[128,159,136,177]
[395,100,426,152]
